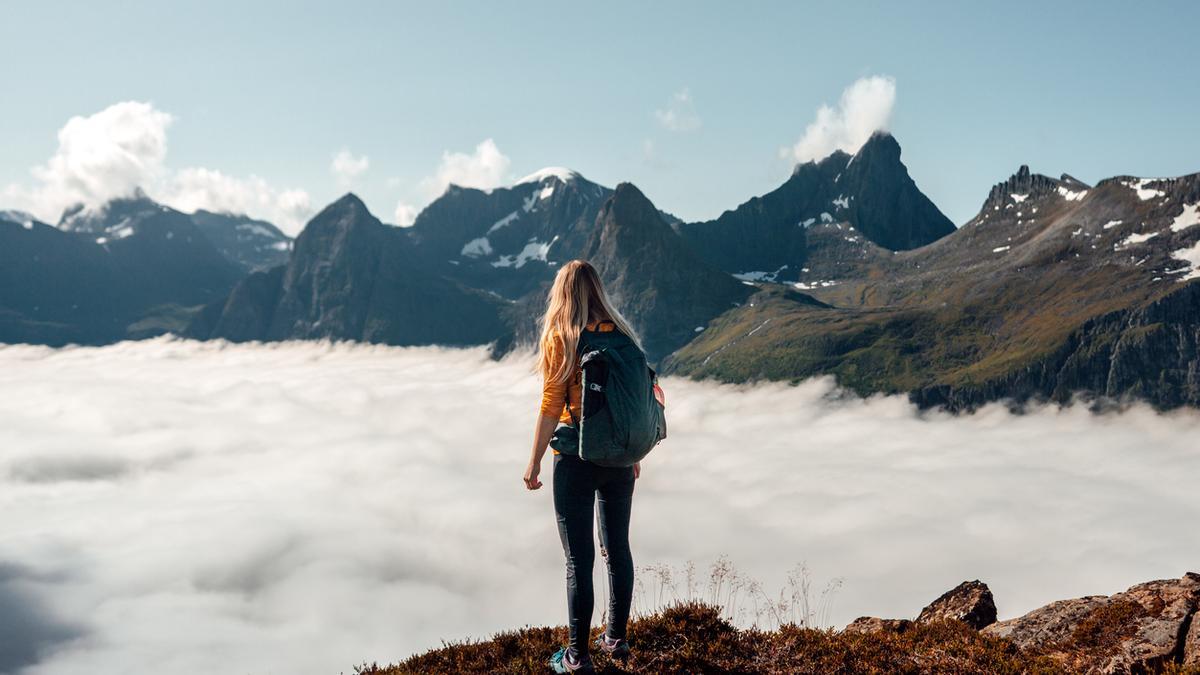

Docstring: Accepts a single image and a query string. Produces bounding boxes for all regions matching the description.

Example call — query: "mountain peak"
[981,166,1084,212]
[58,189,170,231]
[515,167,581,185]
[326,192,370,215]
[603,182,661,226]
[851,131,901,164]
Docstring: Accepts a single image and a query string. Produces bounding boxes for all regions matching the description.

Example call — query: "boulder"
[916,580,998,630]
[982,596,1109,647]
[1100,573,1200,674]
[842,617,912,635]
[1185,607,1200,666]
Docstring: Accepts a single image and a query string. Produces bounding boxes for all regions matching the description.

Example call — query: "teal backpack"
[549,321,667,467]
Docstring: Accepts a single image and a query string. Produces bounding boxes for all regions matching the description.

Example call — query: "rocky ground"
[360,573,1200,674]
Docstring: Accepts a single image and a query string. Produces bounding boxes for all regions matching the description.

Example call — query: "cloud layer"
[2,101,315,234]
[0,339,1197,673]
[783,75,897,164]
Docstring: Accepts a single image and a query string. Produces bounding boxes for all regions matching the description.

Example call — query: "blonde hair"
[537,260,641,385]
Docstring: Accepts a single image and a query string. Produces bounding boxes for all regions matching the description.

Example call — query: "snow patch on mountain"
[236,223,278,239]
[109,217,135,240]
[487,211,520,234]
[733,265,788,283]
[793,280,839,290]
[491,237,557,268]
[1170,240,1200,281]
[1119,231,1158,247]
[1056,186,1087,201]
[1123,178,1166,201]
[1011,193,1028,203]
[461,237,493,257]
[1170,203,1199,233]
[515,167,579,185]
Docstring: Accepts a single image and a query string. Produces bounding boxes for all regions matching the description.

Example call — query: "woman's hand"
[633,462,641,480]
[524,460,543,490]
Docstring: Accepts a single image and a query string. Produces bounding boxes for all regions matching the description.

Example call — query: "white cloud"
[393,201,418,227]
[2,101,313,234]
[2,101,172,223]
[418,138,511,199]
[1,338,1198,673]
[654,87,702,132]
[331,149,369,187]
[161,168,314,235]
[782,75,897,164]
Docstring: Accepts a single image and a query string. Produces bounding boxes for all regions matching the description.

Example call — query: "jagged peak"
[795,132,901,175]
[853,130,901,160]
[608,181,653,210]
[57,188,169,230]
[597,182,666,230]
[981,165,1090,212]
[332,191,366,207]
[310,192,373,224]
[1059,173,1090,188]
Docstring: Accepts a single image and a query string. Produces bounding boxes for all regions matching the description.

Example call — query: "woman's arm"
[524,413,560,490]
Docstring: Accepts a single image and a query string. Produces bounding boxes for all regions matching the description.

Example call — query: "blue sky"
[2,0,1198,233]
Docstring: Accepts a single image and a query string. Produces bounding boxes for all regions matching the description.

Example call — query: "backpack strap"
[564,329,591,429]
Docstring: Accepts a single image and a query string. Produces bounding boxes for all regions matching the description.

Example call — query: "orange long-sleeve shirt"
[540,319,615,425]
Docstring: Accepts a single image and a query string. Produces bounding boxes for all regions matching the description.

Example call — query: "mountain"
[189,210,291,272]
[1,193,255,344]
[58,191,243,308]
[580,183,754,361]
[665,165,1200,410]
[8,140,1200,411]
[0,214,133,344]
[406,168,611,300]
[676,132,956,282]
[189,194,512,347]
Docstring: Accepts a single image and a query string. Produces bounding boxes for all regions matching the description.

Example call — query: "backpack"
[550,321,667,467]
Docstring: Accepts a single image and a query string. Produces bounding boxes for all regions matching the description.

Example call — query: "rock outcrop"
[846,573,1200,674]
[916,580,998,630]
[842,616,912,635]
[984,573,1200,674]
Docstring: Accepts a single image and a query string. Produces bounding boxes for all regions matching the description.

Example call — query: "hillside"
[665,167,1200,410]
[358,573,1200,675]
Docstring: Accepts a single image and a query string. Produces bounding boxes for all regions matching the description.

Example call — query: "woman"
[524,260,642,674]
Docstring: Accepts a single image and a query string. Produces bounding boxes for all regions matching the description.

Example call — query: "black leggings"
[553,452,635,655]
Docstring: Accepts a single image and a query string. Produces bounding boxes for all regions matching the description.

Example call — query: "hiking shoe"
[549,646,594,674]
[594,633,631,660]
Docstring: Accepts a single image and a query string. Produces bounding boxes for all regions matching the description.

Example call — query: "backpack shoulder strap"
[563,329,592,429]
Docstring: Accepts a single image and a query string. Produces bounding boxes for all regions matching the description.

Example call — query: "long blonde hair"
[537,260,641,385]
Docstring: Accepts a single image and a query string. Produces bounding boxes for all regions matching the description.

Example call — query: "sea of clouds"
[0,337,1197,674]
